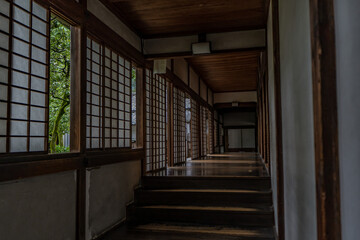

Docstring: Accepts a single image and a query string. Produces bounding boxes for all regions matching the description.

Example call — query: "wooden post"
[309,0,341,239]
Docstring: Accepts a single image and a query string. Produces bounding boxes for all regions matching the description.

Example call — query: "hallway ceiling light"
[153,59,167,74]
[192,42,211,55]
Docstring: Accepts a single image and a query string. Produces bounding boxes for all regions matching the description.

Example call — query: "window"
[185,97,191,160]
[0,0,50,154]
[49,16,71,153]
[191,98,199,159]
[131,66,136,145]
[173,87,186,165]
[85,37,132,150]
[208,109,213,154]
[200,105,207,156]
[145,70,167,172]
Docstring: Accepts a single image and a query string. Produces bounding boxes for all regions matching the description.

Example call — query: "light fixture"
[153,59,167,74]
[192,42,211,55]
[232,101,239,107]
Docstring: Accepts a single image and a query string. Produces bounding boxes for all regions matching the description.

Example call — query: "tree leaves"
[49,17,71,153]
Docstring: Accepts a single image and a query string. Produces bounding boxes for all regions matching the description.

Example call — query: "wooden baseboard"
[273,226,279,240]
[93,218,126,240]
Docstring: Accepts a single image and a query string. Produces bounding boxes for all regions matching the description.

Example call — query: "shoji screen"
[208,109,214,154]
[86,37,132,150]
[214,111,218,148]
[0,0,49,153]
[191,98,199,159]
[219,114,224,153]
[173,87,186,165]
[200,105,207,157]
[145,70,166,172]
[86,37,103,149]
[145,69,152,170]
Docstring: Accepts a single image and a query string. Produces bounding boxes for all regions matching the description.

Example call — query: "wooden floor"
[147,152,269,177]
[101,152,274,240]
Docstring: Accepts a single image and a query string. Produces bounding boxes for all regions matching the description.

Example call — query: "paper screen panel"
[86,37,103,149]
[200,105,207,156]
[190,98,199,159]
[145,69,152,171]
[0,0,49,153]
[145,70,167,172]
[86,37,132,150]
[151,74,166,170]
[173,87,186,165]
[208,109,213,154]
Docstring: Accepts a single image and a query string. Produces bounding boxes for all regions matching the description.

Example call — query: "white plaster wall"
[223,112,256,127]
[279,0,317,239]
[334,1,360,239]
[143,30,265,55]
[174,58,188,84]
[86,160,141,239]
[87,0,141,51]
[208,29,266,51]
[267,0,278,234]
[200,80,207,101]
[228,129,242,148]
[208,88,213,106]
[227,129,255,149]
[189,67,199,93]
[0,171,77,240]
[144,35,197,55]
[214,91,257,104]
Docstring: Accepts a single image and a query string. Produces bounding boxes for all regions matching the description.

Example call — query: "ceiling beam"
[145,47,265,60]
[143,29,266,59]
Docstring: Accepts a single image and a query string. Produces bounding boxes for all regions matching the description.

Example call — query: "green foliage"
[49,17,71,153]
[55,145,70,153]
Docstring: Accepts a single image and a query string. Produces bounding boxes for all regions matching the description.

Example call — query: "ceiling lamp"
[192,33,211,55]
[192,42,211,55]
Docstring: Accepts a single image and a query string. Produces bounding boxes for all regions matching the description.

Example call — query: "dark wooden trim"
[98,0,143,38]
[86,149,145,168]
[86,13,145,67]
[70,27,82,153]
[141,68,147,176]
[163,69,213,111]
[309,0,342,239]
[0,157,83,182]
[214,102,257,110]
[0,150,145,182]
[264,0,271,24]
[145,47,266,60]
[224,125,256,130]
[76,168,86,240]
[187,63,190,86]
[141,26,266,39]
[94,219,126,240]
[40,0,85,25]
[272,0,285,239]
[227,148,257,152]
[168,83,174,167]
[77,0,87,237]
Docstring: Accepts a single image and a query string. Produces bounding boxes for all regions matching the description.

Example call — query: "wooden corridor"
[101,153,275,240]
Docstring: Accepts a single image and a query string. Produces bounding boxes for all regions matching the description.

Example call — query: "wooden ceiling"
[187,50,261,93]
[100,0,267,38]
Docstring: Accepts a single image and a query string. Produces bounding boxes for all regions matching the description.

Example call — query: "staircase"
[124,153,275,240]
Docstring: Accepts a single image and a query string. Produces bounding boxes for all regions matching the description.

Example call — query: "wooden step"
[186,160,262,167]
[132,223,275,240]
[135,189,273,207]
[142,176,271,190]
[129,205,274,227]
